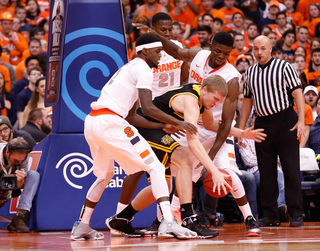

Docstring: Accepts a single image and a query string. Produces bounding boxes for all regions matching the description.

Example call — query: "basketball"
[203,169,233,198]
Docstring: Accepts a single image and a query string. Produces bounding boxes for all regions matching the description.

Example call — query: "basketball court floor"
[1,221,320,250]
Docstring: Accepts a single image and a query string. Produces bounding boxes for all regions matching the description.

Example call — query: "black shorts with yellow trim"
[136,127,180,182]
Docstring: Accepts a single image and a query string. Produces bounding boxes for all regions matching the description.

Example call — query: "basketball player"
[133,26,263,235]
[107,75,265,238]
[70,34,198,241]
[113,13,189,224]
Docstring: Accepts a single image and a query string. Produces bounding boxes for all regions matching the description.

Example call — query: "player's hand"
[242,126,267,142]
[163,124,178,134]
[211,169,232,196]
[237,138,247,148]
[290,120,305,140]
[132,23,154,35]
[176,121,197,134]
[15,169,26,182]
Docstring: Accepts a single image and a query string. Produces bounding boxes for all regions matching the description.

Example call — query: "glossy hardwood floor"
[1,222,320,250]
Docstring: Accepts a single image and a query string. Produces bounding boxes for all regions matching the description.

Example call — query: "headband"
[136,41,162,53]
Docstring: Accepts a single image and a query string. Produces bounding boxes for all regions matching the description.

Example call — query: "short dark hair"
[213,17,223,26]
[152,12,172,26]
[28,108,45,123]
[232,12,244,20]
[282,29,296,39]
[212,32,233,47]
[276,11,286,19]
[25,55,40,67]
[202,13,214,21]
[197,25,212,34]
[272,45,284,53]
[311,48,320,56]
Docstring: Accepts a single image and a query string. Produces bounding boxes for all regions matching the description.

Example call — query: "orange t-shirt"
[293,103,314,126]
[194,9,226,29]
[228,49,247,66]
[0,64,11,92]
[219,7,244,32]
[291,42,310,56]
[139,3,163,22]
[286,11,304,27]
[169,11,193,34]
[308,18,320,39]
[183,0,201,29]
[297,0,319,21]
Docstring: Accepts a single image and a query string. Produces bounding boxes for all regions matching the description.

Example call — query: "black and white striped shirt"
[243,58,302,117]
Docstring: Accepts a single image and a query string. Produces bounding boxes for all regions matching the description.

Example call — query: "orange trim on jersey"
[89,108,122,118]
[228,152,235,159]
[207,60,228,75]
[140,149,150,159]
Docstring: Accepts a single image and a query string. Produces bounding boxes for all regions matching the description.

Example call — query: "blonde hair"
[201,75,228,97]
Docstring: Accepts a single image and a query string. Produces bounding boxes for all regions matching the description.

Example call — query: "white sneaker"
[70,221,104,241]
[158,219,197,240]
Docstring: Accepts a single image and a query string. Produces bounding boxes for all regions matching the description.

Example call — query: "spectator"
[283,0,303,27]
[29,26,47,52]
[294,46,307,58]
[296,0,319,21]
[245,23,259,49]
[132,0,167,23]
[307,96,320,155]
[0,71,15,125]
[0,11,28,66]
[212,17,224,36]
[260,25,272,36]
[303,86,319,121]
[20,108,51,143]
[169,0,193,40]
[274,11,288,40]
[301,3,320,29]
[189,13,214,47]
[231,12,245,34]
[239,0,266,25]
[219,0,244,32]
[258,0,280,30]
[0,45,13,91]
[293,55,306,76]
[25,0,41,27]
[280,29,295,60]
[14,6,33,40]
[12,55,40,96]
[292,26,310,56]
[305,37,320,69]
[22,77,51,128]
[0,0,12,17]
[171,21,189,47]
[196,0,226,29]
[15,38,42,80]
[229,33,248,66]
[191,25,212,48]
[0,135,39,233]
[15,66,42,129]
[300,48,320,91]
[271,45,284,59]
[235,56,250,74]
[267,31,277,47]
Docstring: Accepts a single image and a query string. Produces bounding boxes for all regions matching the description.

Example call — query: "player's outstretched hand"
[211,169,232,197]
[132,23,154,35]
[242,126,267,142]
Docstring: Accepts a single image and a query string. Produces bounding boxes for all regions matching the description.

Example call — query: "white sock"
[116,202,128,214]
[239,203,252,220]
[159,201,173,222]
[170,194,180,211]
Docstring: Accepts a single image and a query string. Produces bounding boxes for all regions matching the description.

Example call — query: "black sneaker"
[258,217,280,227]
[7,215,30,233]
[245,216,261,236]
[141,217,160,236]
[106,215,145,237]
[182,215,219,239]
[289,216,303,227]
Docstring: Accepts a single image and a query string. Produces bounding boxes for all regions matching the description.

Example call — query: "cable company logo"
[56,152,94,189]
[56,152,125,189]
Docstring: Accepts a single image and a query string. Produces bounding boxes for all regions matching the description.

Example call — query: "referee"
[239,35,305,227]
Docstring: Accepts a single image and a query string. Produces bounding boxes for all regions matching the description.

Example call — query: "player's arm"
[207,77,239,160]
[139,88,197,134]
[133,23,200,62]
[173,95,231,193]
[202,109,266,142]
[180,61,189,85]
[291,88,305,140]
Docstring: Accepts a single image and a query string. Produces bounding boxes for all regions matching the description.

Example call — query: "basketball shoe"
[70,221,104,240]
[245,216,261,236]
[141,217,160,236]
[182,214,219,238]
[158,218,198,239]
[106,215,145,237]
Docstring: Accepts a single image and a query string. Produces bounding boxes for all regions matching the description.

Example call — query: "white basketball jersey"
[151,40,183,99]
[91,57,153,118]
[189,50,241,121]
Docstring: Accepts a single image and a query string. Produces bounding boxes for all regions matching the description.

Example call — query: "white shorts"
[84,114,163,179]
[173,125,238,182]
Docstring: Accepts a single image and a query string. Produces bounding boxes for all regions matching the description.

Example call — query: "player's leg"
[105,129,197,239]
[170,146,219,239]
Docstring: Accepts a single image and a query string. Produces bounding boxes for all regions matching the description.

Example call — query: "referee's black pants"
[255,108,304,219]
